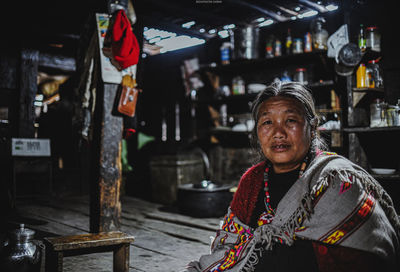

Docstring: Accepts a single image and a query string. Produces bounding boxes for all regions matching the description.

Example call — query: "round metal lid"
[9,224,35,243]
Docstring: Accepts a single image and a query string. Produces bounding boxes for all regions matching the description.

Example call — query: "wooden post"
[90,83,123,233]
[19,49,39,138]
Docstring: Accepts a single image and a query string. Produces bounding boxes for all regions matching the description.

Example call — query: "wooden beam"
[90,82,123,233]
[19,49,39,138]
[39,53,76,72]
[226,0,289,22]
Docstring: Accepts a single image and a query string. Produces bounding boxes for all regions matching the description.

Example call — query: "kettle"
[0,224,43,272]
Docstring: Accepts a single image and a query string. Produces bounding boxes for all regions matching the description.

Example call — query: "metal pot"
[335,43,362,76]
[0,224,42,272]
[177,181,233,218]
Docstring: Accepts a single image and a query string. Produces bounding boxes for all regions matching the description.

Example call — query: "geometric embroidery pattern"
[319,192,375,245]
[208,212,254,272]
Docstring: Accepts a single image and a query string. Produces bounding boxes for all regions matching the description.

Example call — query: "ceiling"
[136,0,339,40]
[16,0,340,61]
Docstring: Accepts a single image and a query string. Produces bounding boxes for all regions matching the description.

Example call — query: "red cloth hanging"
[110,9,140,70]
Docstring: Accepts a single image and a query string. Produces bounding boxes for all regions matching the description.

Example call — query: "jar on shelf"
[365,64,375,88]
[370,98,386,127]
[292,38,303,54]
[294,68,308,85]
[366,26,381,52]
[386,105,398,127]
[312,17,328,50]
[232,76,245,95]
[368,59,383,88]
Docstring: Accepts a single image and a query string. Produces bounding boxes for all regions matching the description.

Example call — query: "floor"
[5,195,222,272]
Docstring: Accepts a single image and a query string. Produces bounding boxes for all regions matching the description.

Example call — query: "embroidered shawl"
[184,153,400,272]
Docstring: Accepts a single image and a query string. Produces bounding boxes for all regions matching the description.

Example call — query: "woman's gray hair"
[250,80,327,161]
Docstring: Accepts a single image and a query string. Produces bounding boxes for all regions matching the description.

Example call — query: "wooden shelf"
[352,87,384,93]
[201,50,329,74]
[343,126,400,133]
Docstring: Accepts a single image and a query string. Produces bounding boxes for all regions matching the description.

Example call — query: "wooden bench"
[43,231,135,272]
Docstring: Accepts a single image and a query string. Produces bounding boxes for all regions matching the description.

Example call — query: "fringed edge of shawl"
[239,167,400,272]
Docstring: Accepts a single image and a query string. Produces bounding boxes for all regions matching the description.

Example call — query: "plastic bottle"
[220,42,231,65]
[304,32,312,53]
[356,63,366,88]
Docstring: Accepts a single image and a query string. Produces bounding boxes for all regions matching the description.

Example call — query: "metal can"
[292,38,303,54]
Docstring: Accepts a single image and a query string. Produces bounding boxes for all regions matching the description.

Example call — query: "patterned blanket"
[184,153,400,272]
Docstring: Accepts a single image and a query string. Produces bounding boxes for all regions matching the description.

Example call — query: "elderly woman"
[185,81,399,272]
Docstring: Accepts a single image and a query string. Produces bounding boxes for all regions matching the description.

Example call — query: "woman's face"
[257,96,312,173]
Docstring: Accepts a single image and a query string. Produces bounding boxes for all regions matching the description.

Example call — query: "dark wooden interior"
[1,0,399,271]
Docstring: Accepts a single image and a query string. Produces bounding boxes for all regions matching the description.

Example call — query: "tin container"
[231,26,259,60]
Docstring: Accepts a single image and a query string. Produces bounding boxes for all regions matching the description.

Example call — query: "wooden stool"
[44,231,134,272]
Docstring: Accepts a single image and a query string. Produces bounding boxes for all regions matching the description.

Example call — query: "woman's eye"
[263,120,272,125]
[287,119,297,123]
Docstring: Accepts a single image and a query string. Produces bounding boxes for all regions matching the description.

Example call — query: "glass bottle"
[274,38,282,57]
[285,28,292,55]
[358,24,366,52]
[265,35,274,58]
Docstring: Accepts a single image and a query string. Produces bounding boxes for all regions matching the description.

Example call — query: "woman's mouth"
[271,144,290,152]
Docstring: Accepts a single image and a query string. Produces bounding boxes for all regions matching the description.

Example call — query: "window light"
[301,10,318,17]
[259,19,274,27]
[144,27,205,54]
[158,35,205,53]
[182,21,196,29]
[223,24,235,30]
[326,4,338,11]
[218,30,230,38]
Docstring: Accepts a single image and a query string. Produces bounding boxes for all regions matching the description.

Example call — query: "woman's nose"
[272,123,286,139]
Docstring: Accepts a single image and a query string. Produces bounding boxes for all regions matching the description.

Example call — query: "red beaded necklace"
[257,157,309,226]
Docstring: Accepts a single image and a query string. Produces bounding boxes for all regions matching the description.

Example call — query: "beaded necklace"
[257,156,309,226]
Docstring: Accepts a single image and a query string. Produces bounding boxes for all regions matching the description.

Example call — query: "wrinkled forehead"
[256,96,306,120]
